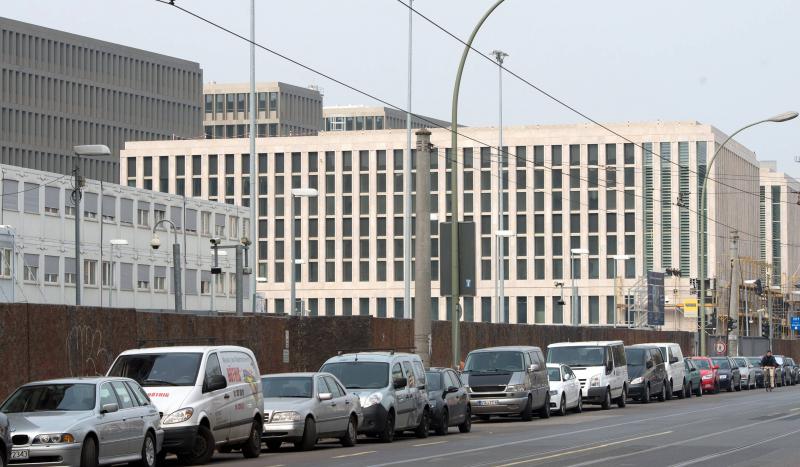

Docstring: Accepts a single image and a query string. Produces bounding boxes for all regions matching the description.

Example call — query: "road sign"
[791,316,800,331]
[683,298,698,319]
[715,338,727,356]
[647,272,665,326]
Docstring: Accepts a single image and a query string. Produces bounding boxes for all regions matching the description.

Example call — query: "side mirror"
[712,365,720,370]
[101,403,119,414]
[393,377,407,389]
[318,392,333,401]
[670,357,679,364]
[606,362,613,374]
[691,368,698,372]
[205,374,227,393]
[528,364,539,373]
[446,386,459,394]
[646,360,654,369]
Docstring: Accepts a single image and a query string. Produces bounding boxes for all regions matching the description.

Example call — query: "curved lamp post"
[152,219,183,314]
[449,0,507,369]
[697,111,797,356]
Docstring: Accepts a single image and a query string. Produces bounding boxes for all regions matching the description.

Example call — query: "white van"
[108,346,263,464]
[547,341,628,410]
[650,343,686,399]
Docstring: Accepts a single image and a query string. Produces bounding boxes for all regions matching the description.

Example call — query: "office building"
[759,162,800,286]
[203,82,322,139]
[0,16,203,183]
[122,121,763,329]
[0,164,251,312]
[323,105,450,132]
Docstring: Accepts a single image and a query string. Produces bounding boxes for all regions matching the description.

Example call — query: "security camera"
[240,236,252,247]
[150,235,161,250]
[557,299,566,306]
[210,237,221,246]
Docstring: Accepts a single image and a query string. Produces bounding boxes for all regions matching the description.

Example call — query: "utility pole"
[728,230,739,356]
[414,130,432,366]
[248,0,258,313]
[767,263,774,349]
[492,49,508,324]
[403,0,413,320]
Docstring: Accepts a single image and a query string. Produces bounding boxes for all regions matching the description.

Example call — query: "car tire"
[736,379,742,392]
[241,419,262,459]
[296,417,317,451]
[378,411,395,443]
[80,436,98,467]
[539,394,551,419]
[714,381,720,394]
[340,415,358,447]
[641,384,651,404]
[617,386,627,408]
[558,395,567,416]
[136,432,157,467]
[521,396,534,421]
[695,383,702,397]
[727,381,734,393]
[685,382,692,398]
[600,388,612,410]
[414,409,430,439]
[177,425,215,466]
[665,380,673,400]
[265,439,282,451]
[435,410,449,436]
[574,396,583,414]
[657,381,666,402]
[677,380,686,399]
[458,406,472,433]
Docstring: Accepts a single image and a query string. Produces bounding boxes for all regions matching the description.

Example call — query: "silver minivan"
[460,346,551,421]
[320,352,430,443]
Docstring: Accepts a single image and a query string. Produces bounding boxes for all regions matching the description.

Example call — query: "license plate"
[11,450,30,460]
[475,400,498,406]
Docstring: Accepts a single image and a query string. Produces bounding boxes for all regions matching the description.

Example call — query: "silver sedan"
[261,372,362,451]
[0,377,163,467]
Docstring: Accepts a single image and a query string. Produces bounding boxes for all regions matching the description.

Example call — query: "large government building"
[0,16,203,183]
[120,121,797,334]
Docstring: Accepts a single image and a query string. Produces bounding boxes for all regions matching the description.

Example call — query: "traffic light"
[761,321,770,337]
[726,319,735,333]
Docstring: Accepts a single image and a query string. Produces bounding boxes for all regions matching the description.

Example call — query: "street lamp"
[151,219,182,314]
[72,144,110,306]
[290,187,318,316]
[611,254,632,326]
[570,248,589,325]
[108,239,128,307]
[697,111,797,356]
[743,279,760,337]
[492,49,509,326]
[495,229,514,323]
[210,249,228,314]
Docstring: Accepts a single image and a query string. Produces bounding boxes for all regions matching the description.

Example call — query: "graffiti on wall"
[66,325,113,376]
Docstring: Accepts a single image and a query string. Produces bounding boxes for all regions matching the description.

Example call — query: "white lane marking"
[333,450,376,459]
[668,427,800,467]
[413,440,448,447]
[495,431,672,467]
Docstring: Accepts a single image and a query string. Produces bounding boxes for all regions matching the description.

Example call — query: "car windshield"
[711,358,731,369]
[547,368,561,382]
[0,384,96,413]
[733,358,746,367]
[747,357,762,367]
[108,353,202,387]
[693,359,711,370]
[464,351,524,373]
[262,377,312,398]
[625,348,647,366]
[548,346,605,367]
[319,362,389,390]
[425,372,442,391]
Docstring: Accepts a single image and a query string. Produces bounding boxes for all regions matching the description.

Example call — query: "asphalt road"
[168,385,800,467]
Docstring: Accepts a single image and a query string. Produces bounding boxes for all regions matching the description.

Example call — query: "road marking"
[791,407,800,411]
[333,450,376,459]
[262,465,285,467]
[494,432,671,467]
[668,426,800,467]
[413,440,448,447]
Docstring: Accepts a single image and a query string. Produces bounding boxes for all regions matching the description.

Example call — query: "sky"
[4,0,799,175]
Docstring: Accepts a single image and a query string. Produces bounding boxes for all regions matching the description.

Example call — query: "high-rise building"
[122,121,763,329]
[0,16,203,183]
[758,162,800,286]
[323,105,450,132]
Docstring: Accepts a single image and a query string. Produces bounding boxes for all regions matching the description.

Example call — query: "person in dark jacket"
[761,351,778,391]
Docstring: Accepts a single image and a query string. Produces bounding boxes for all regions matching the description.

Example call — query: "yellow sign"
[683,298,698,318]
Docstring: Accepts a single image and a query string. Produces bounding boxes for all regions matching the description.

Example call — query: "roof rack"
[136,337,220,348]
[336,347,416,356]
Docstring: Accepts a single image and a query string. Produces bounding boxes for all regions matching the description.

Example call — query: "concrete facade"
[0,16,203,183]
[121,121,761,329]
[0,164,250,312]
[323,105,450,132]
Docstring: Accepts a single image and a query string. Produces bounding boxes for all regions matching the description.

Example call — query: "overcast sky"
[5,1,799,175]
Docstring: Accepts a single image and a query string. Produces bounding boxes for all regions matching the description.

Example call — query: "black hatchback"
[710,357,742,391]
[424,368,472,435]
[625,345,668,403]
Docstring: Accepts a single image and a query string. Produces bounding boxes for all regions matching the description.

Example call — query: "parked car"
[320,352,430,443]
[650,343,687,399]
[546,364,582,416]
[625,345,668,403]
[460,346,551,421]
[784,358,799,385]
[0,412,9,467]
[683,358,703,397]
[745,357,765,388]
[710,357,742,392]
[0,377,163,467]
[691,357,720,394]
[775,355,796,386]
[259,372,361,451]
[548,341,628,410]
[108,345,264,464]
[732,357,755,389]
[424,368,471,435]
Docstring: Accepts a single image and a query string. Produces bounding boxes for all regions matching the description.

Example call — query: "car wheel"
[665,380,673,400]
[695,382,702,397]
[714,381,720,394]
[736,379,742,392]
[677,380,686,399]
[340,415,358,447]
[80,436,98,467]
[136,432,157,467]
[458,406,472,433]
[574,395,583,414]
[414,409,430,439]
[521,396,534,421]
[657,381,667,402]
[617,386,627,408]
[558,395,567,416]
[685,382,692,398]
[265,439,282,451]
[539,394,552,418]
[434,409,449,436]
[378,411,395,443]
[727,380,734,392]
[178,425,215,466]
[241,419,262,458]
[642,383,651,404]
[601,388,612,410]
[296,417,317,451]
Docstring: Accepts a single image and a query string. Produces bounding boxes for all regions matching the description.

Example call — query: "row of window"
[203,123,316,139]
[2,146,117,184]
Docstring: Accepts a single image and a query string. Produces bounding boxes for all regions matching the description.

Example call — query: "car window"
[324,377,344,397]
[412,361,427,387]
[565,366,575,379]
[110,381,134,409]
[402,361,416,388]
[99,383,118,408]
[523,352,532,367]
[612,345,626,367]
[205,353,223,380]
[672,345,683,360]
[317,377,331,395]
[125,381,151,406]
[652,349,664,365]
[392,363,405,388]
[444,371,457,388]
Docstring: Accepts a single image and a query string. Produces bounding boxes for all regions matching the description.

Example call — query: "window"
[137,202,149,226]
[0,248,11,278]
[154,267,166,292]
[102,261,113,287]
[137,265,150,290]
[44,256,59,284]
[23,254,38,282]
[84,260,97,286]
[64,258,76,285]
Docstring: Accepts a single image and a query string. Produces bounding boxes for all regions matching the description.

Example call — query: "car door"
[203,352,231,442]
[126,381,160,441]
[450,370,469,423]
[392,362,413,429]
[109,381,142,457]
[323,376,350,435]
[442,371,460,424]
[314,377,337,436]
[402,361,421,427]
[96,382,127,462]
[534,350,549,406]
[610,345,625,397]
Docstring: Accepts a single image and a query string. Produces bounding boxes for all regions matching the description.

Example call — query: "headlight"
[33,433,75,444]
[464,386,472,393]
[360,392,383,408]
[719,375,728,379]
[630,377,643,385]
[506,384,526,393]
[702,374,713,380]
[271,411,303,423]
[162,408,194,425]
[589,375,601,387]
[549,390,558,396]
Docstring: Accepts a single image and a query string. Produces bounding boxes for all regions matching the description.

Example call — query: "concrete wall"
[2,304,798,401]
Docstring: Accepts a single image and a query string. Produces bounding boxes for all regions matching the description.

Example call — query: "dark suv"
[710,357,742,392]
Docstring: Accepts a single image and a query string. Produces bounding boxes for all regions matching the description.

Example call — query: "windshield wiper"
[142,379,179,386]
